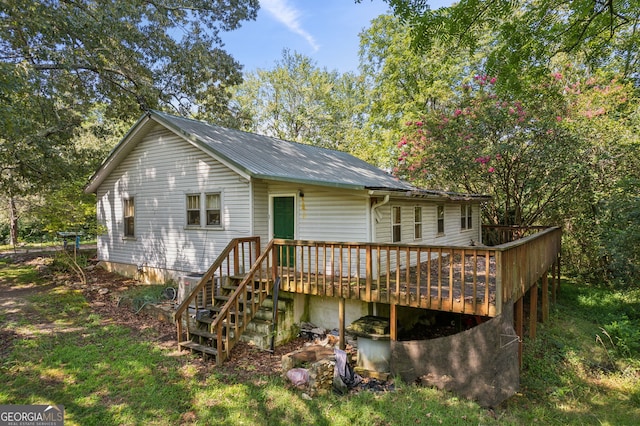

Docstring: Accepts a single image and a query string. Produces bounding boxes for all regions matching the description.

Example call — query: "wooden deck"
[174,226,561,364]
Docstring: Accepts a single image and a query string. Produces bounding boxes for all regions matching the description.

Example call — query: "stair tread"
[189,329,218,339]
[221,285,267,293]
[179,341,219,356]
[195,316,245,327]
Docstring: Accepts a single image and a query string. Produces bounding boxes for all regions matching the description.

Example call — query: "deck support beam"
[390,303,397,341]
[515,297,523,368]
[529,282,538,340]
[339,297,345,350]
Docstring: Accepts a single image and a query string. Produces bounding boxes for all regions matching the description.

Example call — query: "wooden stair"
[178,274,268,361]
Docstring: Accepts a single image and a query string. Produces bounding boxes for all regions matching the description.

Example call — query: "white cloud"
[261,0,320,51]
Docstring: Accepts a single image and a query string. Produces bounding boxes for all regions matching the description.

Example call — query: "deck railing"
[272,226,561,317]
[496,226,561,304]
[274,240,499,316]
[174,237,261,348]
[207,239,276,364]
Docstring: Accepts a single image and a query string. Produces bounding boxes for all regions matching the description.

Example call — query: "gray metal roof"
[152,111,415,191]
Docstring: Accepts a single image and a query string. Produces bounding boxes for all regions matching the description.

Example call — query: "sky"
[223,0,454,74]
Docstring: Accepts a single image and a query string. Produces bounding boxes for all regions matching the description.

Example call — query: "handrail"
[174,236,260,344]
[208,239,276,365]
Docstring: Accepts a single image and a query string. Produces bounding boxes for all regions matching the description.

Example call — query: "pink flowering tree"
[395,73,627,227]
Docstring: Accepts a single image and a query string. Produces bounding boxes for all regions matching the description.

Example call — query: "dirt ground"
[0,252,330,383]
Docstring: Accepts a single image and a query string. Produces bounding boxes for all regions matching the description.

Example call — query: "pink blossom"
[556,116,563,122]
[495,154,502,160]
[488,167,495,173]
[474,156,491,165]
[415,121,423,127]
[454,109,462,117]
[553,72,563,80]
[489,77,497,84]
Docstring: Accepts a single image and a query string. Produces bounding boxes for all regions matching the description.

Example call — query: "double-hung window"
[205,194,221,226]
[392,206,402,243]
[437,204,445,235]
[186,192,222,228]
[414,206,423,240]
[123,198,135,238]
[186,194,201,226]
[461,204,473,230]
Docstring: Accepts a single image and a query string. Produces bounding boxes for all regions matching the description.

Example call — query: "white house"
[85,109,495,338]
[85,110,489,285]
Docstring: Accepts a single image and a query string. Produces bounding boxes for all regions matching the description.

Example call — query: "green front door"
[273,196,295,266]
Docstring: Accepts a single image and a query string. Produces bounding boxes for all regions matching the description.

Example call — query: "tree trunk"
[9,197,19,247]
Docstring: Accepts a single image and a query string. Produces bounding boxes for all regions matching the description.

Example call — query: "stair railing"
[174,236,260,345]
[209,239,277,365]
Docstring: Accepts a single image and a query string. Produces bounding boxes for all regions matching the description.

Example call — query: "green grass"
[0,256,43,286]
[1,260,639,425]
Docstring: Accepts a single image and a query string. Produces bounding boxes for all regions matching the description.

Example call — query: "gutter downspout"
[370,194,390,242]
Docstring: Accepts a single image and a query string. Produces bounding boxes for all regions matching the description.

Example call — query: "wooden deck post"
[339,297,345,350]
[390,303,397,341]
[541,272,549,323]
[529,281,538,340]
[515,297,523,368]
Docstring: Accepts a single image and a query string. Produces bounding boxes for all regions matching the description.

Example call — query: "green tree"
[383,0,640,90]
[1,0,258,245]
[229,49,371,156]
[395,71,640,281]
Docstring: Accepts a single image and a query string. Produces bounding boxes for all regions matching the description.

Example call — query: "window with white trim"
[186,192,222,228]
[392,206,402,243]
[205,193,221,226]
[414,206,423,240]
[186,194,201,226]
[123,198,135,237]
[461,204,473,230]
[437,204,445,235]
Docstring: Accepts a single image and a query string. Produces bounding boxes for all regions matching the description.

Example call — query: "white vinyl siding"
[95,124,252,274]
[375,201,481,247]
[267,182,369,242]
